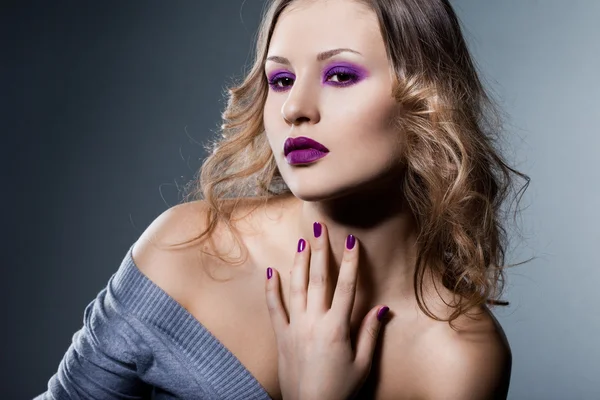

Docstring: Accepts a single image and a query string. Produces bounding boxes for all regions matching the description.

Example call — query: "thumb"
[354,305,389,370]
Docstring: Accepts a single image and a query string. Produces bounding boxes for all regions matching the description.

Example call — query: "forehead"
[268,0,383,58]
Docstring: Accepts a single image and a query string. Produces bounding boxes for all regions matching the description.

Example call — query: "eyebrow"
[265,48,362,65]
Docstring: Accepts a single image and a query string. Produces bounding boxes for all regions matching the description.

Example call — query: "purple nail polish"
[346,234,355,250]
[313,222,322,238]
[377,306,389,321]
[267,267,273,280]
[297,238,306,252]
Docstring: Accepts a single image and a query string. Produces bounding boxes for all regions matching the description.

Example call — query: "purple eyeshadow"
[267,69,295,92]
[266,62,369,92]
[321,62,369,86]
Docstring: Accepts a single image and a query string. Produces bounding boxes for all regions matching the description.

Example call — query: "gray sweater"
[35,243,273,400]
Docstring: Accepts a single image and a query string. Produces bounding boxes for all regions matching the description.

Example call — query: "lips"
[283,136,329,157]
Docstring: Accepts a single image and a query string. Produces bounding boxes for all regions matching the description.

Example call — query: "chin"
[278,158,398,202]
[283,179,332,202]
[285,179,359,203]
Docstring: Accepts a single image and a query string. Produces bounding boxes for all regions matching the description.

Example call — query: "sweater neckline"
[110,243,273,400]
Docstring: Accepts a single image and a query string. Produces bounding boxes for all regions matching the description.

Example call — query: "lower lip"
[286,149,329,165]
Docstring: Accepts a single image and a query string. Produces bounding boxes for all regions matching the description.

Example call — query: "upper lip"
[284,136,329,156]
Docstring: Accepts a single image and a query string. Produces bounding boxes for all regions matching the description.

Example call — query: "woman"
[37,0,527,398]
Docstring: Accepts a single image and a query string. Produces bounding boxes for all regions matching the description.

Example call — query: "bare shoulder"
[130,195,297,307]
[130,201,211,304]
[133,200,210,251]
[131,199,250,305]
[417,306,512,400]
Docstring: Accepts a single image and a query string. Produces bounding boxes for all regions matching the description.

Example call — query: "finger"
[330,234,359,319]
[288,237,310,321]
[354,305,389,369]
[265,267,289,336]
[307,221,333,313]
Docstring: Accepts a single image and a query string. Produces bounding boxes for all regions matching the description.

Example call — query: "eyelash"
[267,67,361,92]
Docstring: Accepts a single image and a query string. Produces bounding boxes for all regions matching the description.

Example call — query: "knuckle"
[328,322,348,342]
[265,287,278,303]
[336,279,356,295]
[265,282,277,293]
[266,300,279,313]
[293,251,307,265]
[305,325,318,341]
[342,249,356,263]
[311,237,323,250]
[366,324,379,340]
[309,274,326,287]
[289,284,305,297]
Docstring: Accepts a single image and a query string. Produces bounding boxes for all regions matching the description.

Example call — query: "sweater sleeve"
[34,285,153,400]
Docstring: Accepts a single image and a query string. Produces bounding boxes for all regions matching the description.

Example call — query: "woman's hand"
[265,222,390,400]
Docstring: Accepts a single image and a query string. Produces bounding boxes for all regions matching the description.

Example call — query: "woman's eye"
[275,77,294,87]
[268,75,294,92]
[325,69,360,86]
[267,69,359,92]
[328,73,353,83]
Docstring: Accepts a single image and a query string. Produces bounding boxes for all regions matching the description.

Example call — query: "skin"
[262,0,416,313]
[133,0,512,398]
[265,223,388,400]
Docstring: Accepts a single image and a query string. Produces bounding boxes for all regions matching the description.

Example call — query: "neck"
[291,178,419,308]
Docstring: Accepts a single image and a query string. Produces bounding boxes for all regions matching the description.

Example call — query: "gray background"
[3,0,598,398]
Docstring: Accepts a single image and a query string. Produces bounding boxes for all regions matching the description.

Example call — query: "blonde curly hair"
[180,0,529,325]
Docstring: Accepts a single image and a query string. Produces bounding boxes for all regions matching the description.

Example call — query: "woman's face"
[263,0,404,201]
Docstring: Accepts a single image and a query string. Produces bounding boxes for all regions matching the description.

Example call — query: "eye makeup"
[266,61,369,92]
[267,69,295,92]
[322,61,369,87]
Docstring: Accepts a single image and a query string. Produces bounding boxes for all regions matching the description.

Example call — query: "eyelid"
[322,63,369,87]
[265,61,369,91]
[266,61,367,78]
[323,62,369,78]
[266,69,295,82]
[323,65,358,78]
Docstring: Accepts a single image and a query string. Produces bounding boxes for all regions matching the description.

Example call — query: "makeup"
[267,69,295,92]
[266,61,369,92]
[284,136,329,165]
[286,148,328,165]
[321,61,369,87]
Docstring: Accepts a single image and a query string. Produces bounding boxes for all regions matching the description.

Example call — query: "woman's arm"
[34,285,153,399]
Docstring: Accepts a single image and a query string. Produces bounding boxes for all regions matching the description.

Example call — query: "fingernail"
[377,306,389,321]
[313,222,322,238]
[346,234,356,250]
[267,267,273,280]
[297,238,306,252]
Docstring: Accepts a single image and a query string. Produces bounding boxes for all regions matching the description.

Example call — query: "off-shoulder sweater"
[35,243,273,400]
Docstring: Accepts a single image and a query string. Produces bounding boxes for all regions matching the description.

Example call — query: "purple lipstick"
[284,136,329,165]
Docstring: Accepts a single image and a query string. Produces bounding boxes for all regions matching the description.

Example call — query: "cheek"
[263,96,283,147]
[327,77,398,128]
[335,99,403,177]
[331,90,401,152]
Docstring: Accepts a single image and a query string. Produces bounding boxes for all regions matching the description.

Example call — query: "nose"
[280,77,321,126]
